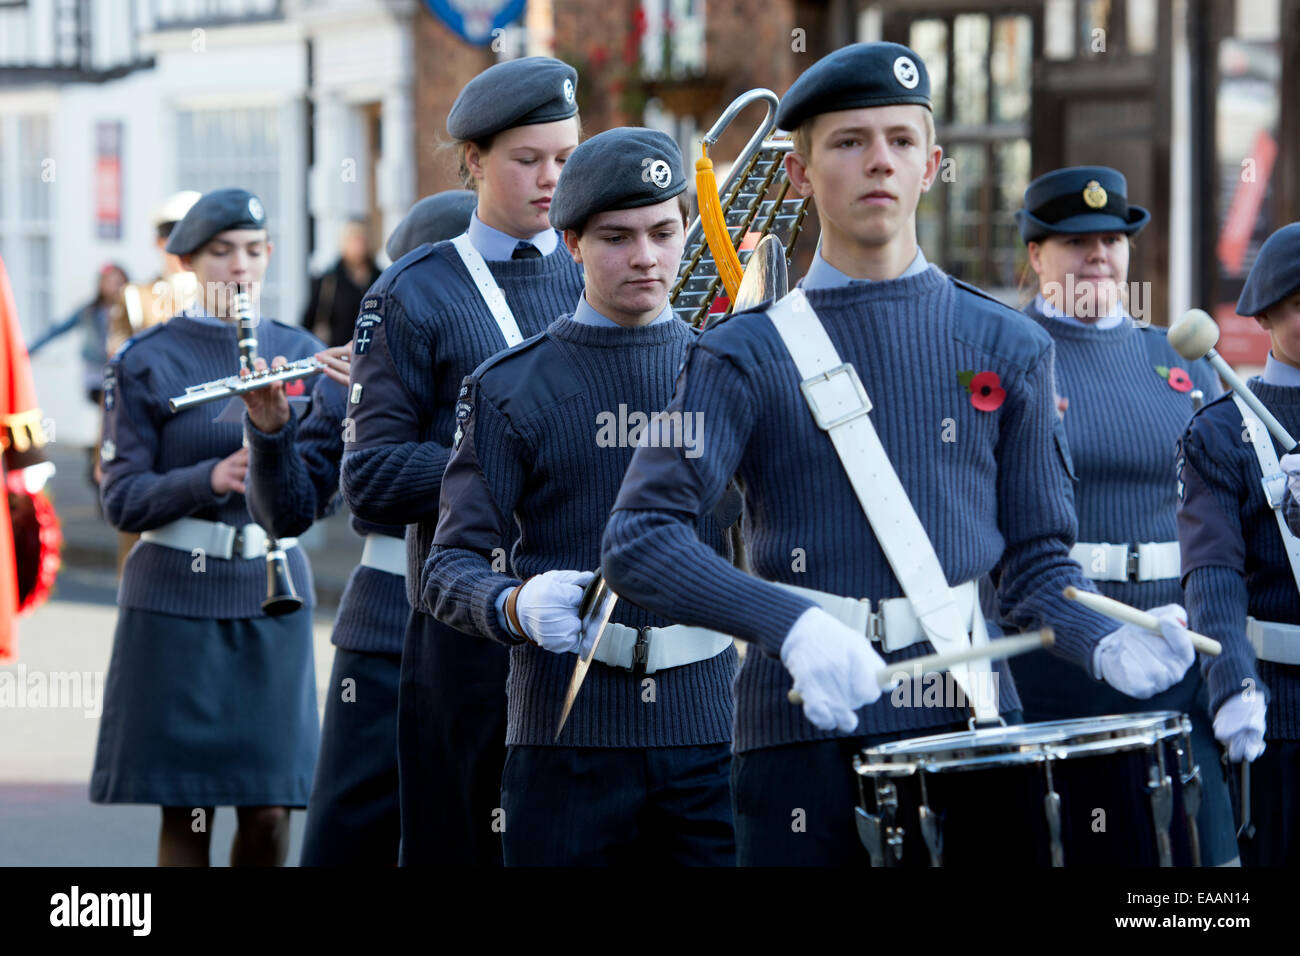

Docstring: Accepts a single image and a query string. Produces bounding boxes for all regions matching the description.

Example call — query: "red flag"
[0,254,44,661]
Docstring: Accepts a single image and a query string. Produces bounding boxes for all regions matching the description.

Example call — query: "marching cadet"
[601,42,1198,866]
[90,188,324,866]
[384,190,477,262]
[109,190,201,356]
[341,57,586,866]
[1178,222,1300,866]
[1007,166,1237,865]
[240,192,475,866]
[108,190,202,575]
[426,128,737,866]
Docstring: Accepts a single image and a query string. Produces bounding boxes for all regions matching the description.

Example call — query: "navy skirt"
[90,607,319,807]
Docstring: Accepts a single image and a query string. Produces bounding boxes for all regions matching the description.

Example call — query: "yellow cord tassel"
[695,144,744,301]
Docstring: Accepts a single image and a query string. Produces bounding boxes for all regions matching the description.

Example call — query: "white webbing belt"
[1245,617,1300,666]
[766,289,997,720]
[591,623,733,674]
[140,517,296,560]
[359,533,407,578]
[773,580,985,655]
[1070,541,1181,582]
[1234,392,1300,665]
[451,233,524,347]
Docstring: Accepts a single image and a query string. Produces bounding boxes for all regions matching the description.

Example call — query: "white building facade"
[0,0,417,444]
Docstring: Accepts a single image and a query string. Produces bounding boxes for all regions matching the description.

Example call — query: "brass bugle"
[168,358,326,413]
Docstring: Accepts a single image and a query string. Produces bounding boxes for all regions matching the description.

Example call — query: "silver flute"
[167,289,324,412]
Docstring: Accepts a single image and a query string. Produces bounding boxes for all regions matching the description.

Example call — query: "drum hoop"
[853,712,1188,775]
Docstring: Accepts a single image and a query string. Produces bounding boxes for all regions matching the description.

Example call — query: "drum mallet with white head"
[1168,308,1298,452]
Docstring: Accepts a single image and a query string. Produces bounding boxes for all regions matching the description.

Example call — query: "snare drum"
[853,712,1203,867]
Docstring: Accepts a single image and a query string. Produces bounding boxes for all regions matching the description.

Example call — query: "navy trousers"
[500,743,735,866]
[1229,739,1300,866]
[396,609,509,866]
[299,648,401,867]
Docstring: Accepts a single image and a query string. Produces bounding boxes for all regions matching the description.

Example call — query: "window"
[175,106,283,319]
[0,111,54,342]
[641,0,705,79]
[910,13,1033,300]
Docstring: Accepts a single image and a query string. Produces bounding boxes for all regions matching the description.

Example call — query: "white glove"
[511,570,595,654]
[1281,452,1300,506]
[1213,690,1267,763]
[1092,603,1196,698]
[781,607,885,733]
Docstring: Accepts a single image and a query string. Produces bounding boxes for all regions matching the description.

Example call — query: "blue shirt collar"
[1263,352,1300,388]
[467,209,560,262]
[800,246,929,291]
[570,292,674,328]
[1033,292,1127,330]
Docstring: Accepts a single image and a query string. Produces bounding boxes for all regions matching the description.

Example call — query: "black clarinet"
[232,287,303,616]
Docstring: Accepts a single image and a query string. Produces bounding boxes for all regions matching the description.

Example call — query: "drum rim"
[853,712,1191,775]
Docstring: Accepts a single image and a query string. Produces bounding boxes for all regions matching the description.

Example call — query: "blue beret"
[1238,222,1300,316]
[447,56,579,142]
[1015,166,1149,244]
[385,190,477,261]
[549,127,686,233]
[776,42,931,133]
[164,188,267,255]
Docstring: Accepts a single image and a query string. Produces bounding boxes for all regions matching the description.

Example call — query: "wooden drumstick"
[1063,586,1221,656]
[786,628,1054,706]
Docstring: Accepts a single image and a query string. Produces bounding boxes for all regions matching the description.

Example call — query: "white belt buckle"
[213,522,237,560]
[1263,473,1288,510]
[800,364,872,431]
[236,524,266,560]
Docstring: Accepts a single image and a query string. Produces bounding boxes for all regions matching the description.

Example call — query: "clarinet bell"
[263,545,303,616]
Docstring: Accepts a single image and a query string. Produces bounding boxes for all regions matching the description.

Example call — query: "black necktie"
[512,242,542,260]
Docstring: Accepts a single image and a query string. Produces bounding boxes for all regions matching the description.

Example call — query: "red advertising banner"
[1215,302,1271,369]
[1216,129,1278,275]
[95,122,122,240]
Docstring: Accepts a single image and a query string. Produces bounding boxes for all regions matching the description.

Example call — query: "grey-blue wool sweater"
[427,314,737,748]
[100,314,322,617]
[340,240,584,612]
[1177,380,1300,740]
[603,266,1125,753]
[244,372,408,654]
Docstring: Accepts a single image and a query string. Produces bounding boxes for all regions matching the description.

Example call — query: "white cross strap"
[451,233,524,347]
[1233,391,1300,598]
[766,288,998,720]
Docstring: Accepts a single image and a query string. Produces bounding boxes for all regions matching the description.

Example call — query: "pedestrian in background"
[303,219,382,347]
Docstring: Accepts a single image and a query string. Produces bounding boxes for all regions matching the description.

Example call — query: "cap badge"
[1082,180,1108,210]
[248,196,265,221]
[893,56,920,90]
[563,78,576,105]
[643,158,672,190]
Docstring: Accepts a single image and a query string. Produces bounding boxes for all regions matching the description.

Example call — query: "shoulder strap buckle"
[799,363,873,431]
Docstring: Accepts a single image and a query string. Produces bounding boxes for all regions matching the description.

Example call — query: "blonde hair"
[791,107,935,159]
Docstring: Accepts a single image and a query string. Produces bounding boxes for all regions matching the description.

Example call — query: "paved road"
[0,577,338,866]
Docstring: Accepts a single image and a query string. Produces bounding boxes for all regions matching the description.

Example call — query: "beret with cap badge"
[548,127,685,233]
[385,189,478,261]
[776,41,931,133]
[164,187,267,256]
[1237,222,1300,317]
[447,56,579,143]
